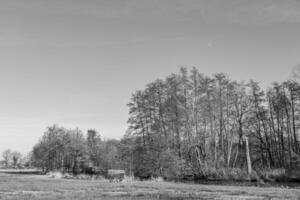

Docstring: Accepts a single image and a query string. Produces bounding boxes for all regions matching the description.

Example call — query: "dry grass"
[0,173,299,200]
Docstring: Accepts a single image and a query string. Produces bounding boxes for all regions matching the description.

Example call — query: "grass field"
[0,173,299,200]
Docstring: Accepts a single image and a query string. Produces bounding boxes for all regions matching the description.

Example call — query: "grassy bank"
[0,173,299,199]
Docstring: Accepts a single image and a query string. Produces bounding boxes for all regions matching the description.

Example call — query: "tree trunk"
[244,136,252,175]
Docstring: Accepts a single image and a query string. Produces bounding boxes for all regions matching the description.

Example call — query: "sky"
[0,0,300,155]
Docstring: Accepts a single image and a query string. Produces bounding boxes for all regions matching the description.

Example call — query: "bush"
[62,173,73,179]
[258,169,286,182]
[197,167,255,181]
[122,175,135,182]
[226,168,249,181]
[286,168,300,181]
[150,176,164,182]
[47,171,63,179]
[159,150,183,181]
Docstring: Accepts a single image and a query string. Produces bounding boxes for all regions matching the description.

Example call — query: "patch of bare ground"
[0,173,299,199]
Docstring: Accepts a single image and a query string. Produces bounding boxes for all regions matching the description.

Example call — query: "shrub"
[159,151,183,181]
[150,176,164,182]
[122,175,135,183]
[258,169,286,182]
[198,167,255,181]
[47,171,63,179]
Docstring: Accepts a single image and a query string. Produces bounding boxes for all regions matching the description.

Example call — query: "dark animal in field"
[107,169,125,182]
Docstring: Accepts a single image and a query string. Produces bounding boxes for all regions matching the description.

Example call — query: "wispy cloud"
[3,0,300,25]
[65,0,300,24]
[224,0,300,24]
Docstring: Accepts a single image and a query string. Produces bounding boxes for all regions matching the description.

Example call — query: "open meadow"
[0,173,299,200]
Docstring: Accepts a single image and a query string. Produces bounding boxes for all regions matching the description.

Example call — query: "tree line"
[122,67,300,179]
[31,126,121,174]
[22,66,300,180]
[1,149,25,168]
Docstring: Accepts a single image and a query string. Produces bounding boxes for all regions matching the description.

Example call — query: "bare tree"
[2,149,12,167]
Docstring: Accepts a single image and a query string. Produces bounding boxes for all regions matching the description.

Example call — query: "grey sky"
[0,0,300,154]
